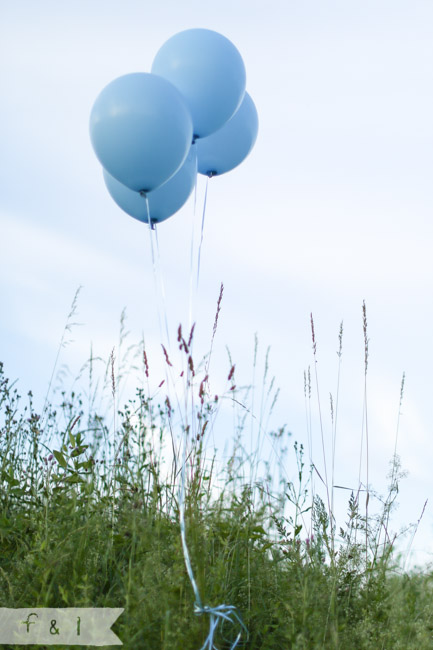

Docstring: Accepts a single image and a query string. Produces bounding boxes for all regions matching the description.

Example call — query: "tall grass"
[1,299,433,649]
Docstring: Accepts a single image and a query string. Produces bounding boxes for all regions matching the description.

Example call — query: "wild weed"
[0,299,432,649]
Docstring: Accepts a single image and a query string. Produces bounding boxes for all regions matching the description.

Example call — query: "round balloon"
[196,92,258,176]
[90,73,193,192]
[152,29,246,139]
[103,146,197,224]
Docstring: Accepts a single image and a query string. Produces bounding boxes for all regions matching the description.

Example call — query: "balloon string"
[179,433,202,607]
[196,175,209,290]
[178,420,248,650]
[145,196,170,351]
[154,226,171,349]
[179,163,247,650]
[193,142,198,218]
[188,142,199,334]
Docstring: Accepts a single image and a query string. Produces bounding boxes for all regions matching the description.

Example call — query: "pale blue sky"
[1,0,433,565]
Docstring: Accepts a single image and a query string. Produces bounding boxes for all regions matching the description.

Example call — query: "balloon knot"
[139,190,148,197]
[207,171,217,179]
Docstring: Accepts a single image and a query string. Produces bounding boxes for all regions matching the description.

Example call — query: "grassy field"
[1,301,433,649]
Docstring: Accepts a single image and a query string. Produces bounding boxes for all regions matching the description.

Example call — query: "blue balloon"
[196,92,258,176]
[90,73,193,192]
[152,29,246,139]
[103,146,197,224]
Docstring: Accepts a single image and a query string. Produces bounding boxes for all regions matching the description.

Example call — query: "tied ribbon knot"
[193,603,248,650]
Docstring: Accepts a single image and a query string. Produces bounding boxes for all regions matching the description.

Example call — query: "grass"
[1,296,433,649]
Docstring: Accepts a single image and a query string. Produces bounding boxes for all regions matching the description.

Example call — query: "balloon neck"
[207,171,217,179]
[139,190,155,229]
[192,134,199,144]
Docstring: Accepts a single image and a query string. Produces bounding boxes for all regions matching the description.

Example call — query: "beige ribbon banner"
[0,608,123,645]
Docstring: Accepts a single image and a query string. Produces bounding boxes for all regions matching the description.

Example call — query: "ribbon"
[178,434,248,649]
